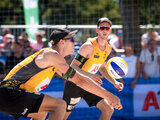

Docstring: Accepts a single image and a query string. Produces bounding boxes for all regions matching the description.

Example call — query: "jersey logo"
[88,64,101,73]
[40,84,48,90]
[94,55,100,58]
[21,108,28,115]
[70,97,81,104]
[6,80,21,87]
[35,77,50,92]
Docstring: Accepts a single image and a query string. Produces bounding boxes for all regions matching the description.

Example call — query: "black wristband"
[75,54,88,63]
[62,67,76,80]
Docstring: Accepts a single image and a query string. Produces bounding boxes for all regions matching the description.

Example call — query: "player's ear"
[59,39,65,44]
[96,28,99,33]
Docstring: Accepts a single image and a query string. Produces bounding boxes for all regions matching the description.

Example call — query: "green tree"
[120,0,141,55]
[39,0,121,25]
[139,0,160,25]
[0,0,24,25]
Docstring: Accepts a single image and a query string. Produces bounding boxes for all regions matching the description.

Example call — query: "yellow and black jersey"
[81,37,109,73]
[3,48,56,93]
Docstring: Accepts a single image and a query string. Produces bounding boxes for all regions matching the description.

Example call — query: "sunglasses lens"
[71,38,74,42]
[99,26,110,31]
[100,27,105,30]
[106,27,110,31]
[63,37,74,43]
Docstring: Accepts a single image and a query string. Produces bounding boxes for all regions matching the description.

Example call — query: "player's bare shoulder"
[81,40,93,49]
[79,40,94,58]
[35,48,60,68]
[44,48,59,56]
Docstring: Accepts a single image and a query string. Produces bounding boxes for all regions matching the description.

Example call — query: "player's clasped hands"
[107,94,123,110]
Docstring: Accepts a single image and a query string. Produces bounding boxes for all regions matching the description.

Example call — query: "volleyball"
[106,57,128,79]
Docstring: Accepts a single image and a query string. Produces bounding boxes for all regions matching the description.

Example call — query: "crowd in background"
[107,24,160,89]
[0,25,160,89]
[0,28,51,79]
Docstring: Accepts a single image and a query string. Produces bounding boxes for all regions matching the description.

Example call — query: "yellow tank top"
[81,37,109,73]
[4,48,56,93]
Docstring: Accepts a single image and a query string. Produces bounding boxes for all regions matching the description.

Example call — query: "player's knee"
[59,99,67,109]
[97,100,114,115]
[101,105,114,115]
[62,100,67,108]
[57,99,67,109]
[48,98,66,111]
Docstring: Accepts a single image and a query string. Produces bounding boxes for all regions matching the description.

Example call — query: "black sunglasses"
[63,37,74,42]
[98,26,111,31]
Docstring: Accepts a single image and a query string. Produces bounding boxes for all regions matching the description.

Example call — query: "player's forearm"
[99,67,117,85]
[74,73,114,100]
[71,64,92,78]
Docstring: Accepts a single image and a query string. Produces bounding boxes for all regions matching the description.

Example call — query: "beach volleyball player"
[63,17,124,120]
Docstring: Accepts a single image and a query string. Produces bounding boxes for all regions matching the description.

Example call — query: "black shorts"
[0,85,44,118]
[63,81,103,112]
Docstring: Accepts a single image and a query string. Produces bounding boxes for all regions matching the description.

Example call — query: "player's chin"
[102,35,108,39]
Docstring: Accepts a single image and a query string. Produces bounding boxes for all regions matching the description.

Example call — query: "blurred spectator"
[23,47,34,57]
[108,33,119,48]
[39,30,50,48]
[156,37,160,46]
[150,31,159,40]
[5,42,25,74]
[21,32,29,41]
[23,40,32,49]
[0,35,3,43]
[2,28,10,36]
[108,32,124,54]
[139,39,160,79]
[43,41,50,48]
[141,24,152,49]
[0,28,15,50]
[117,30,124,49]
[158,28,160,39]
[122,44,140,89]
[1,39,12,56]
[18,35,25,47]
[39,30,48,41]
[30,31,44,51]
[22,39,34,57]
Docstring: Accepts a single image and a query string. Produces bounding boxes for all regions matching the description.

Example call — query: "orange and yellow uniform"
[4,48,56,93]
[81,37,109,73]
